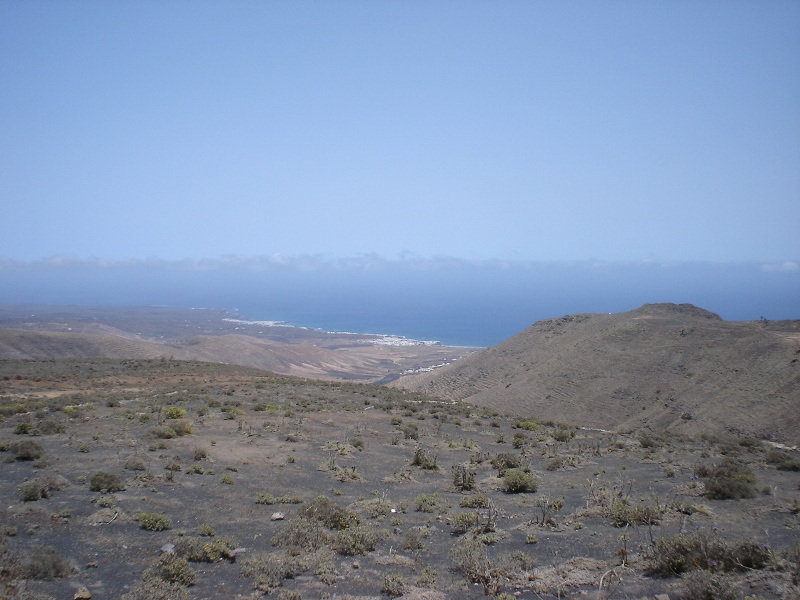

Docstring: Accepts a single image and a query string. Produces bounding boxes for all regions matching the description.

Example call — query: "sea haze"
[1,258,798,347]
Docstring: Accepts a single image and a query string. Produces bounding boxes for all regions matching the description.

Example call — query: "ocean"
[2,259,798,347]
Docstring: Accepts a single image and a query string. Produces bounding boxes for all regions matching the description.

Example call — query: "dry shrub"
[9,439,43,461]
[300,496,359,530]
[704,458,756,500]
[174,536,236,562]
[19,545,71,580]
[89,471,123,493]
[241,551,309,593]
[681,571,739,600]
[121,578,190,600]
[647,530,773,576]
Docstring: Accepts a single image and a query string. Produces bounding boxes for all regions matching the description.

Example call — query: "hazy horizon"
[2,256,797,347]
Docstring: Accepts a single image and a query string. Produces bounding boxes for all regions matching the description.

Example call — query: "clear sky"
[1,1,799,263]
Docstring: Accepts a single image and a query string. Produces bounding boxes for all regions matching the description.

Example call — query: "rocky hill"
[396,304,800,444]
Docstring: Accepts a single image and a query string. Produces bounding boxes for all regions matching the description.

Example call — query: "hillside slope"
[397,304,800,444]
[0,327,468,382]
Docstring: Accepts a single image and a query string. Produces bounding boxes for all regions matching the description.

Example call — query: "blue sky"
[2,1,798,263]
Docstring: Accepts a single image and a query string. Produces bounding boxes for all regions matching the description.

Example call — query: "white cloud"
[761,261,799,273]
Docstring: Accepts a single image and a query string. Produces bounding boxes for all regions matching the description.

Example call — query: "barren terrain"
[0,358,798,600]
[396,304,800,445]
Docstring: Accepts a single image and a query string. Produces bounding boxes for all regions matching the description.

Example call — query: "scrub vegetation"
[0,358,798,599]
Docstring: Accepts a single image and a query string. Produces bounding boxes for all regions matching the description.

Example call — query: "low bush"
[410,448,438,470]
[171,420,193,436]
[174,535,236,562]
[255,492,276,505]
[152,427,178,440]
[9,439,43,460]
[135,512,172,531]
[647,530,773,576]
[460,493,491,508]
[89,471,124,493]
[452,511,480,534]
[121,578,191,600]
[145,552,195,586]
[503,468,538,493]
[272,518,328,552]
[17,475,69,502]
[241,551,309,593]
[19,545,71,580]
[164,406,186,419]
[333,524,383,555]
[415,492,446,513]
[682,571,739,600]
[705,458,756,500]
[765,449,800,471]
[382,572,406,597]
[300,496,359,530]
[14,422,32,435]
[124,455,147,471]
[452,464,476,491]
[490,453,521,476]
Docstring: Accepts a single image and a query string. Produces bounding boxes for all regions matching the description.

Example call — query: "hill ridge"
[396,303,800,444]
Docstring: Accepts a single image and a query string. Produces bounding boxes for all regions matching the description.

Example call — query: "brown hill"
[0,325,469,382]
[396,303,800,444]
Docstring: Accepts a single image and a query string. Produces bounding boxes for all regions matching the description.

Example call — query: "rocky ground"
[0,358,798,600]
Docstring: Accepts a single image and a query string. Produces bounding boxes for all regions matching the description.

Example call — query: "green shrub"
[460,493,490,508]
[402,424,419,440]
[382,572,406,597]
[552,427,575,442]
[89,471,124,493]
[255,492,276,505]
[174,535,236,562]
[14,422,32,435]
[124,455,147,471]
[503,468,538,493]
[35,418,66,435]
[349,437,364,451]
[241,551,308,593]
[198,524,216,537]
[220,475,235,485]
[135,512,172,531]
[490,452,521,476]
[164,406,186,419]
[514,420,540,431]
[452,464,476,491]
[145,552,195,586]
[152,427,178,439]
[415,492,446,513]
[333,524,382,555]
[705,458,756,500]
[605,499,662,527]
[9,439,43,460]
[410,448,438,470]
[17,475,69,502]
[452,511,481,534]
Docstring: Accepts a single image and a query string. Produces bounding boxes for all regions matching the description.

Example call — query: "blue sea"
[2,259,797,347]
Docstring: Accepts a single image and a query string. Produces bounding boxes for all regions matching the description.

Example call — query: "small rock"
[160,543,175,554]
[85,561,98,569]
[654,595,671,600]
[352,561,360,569]
[74,587,92,599]
[271,512,285,521]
